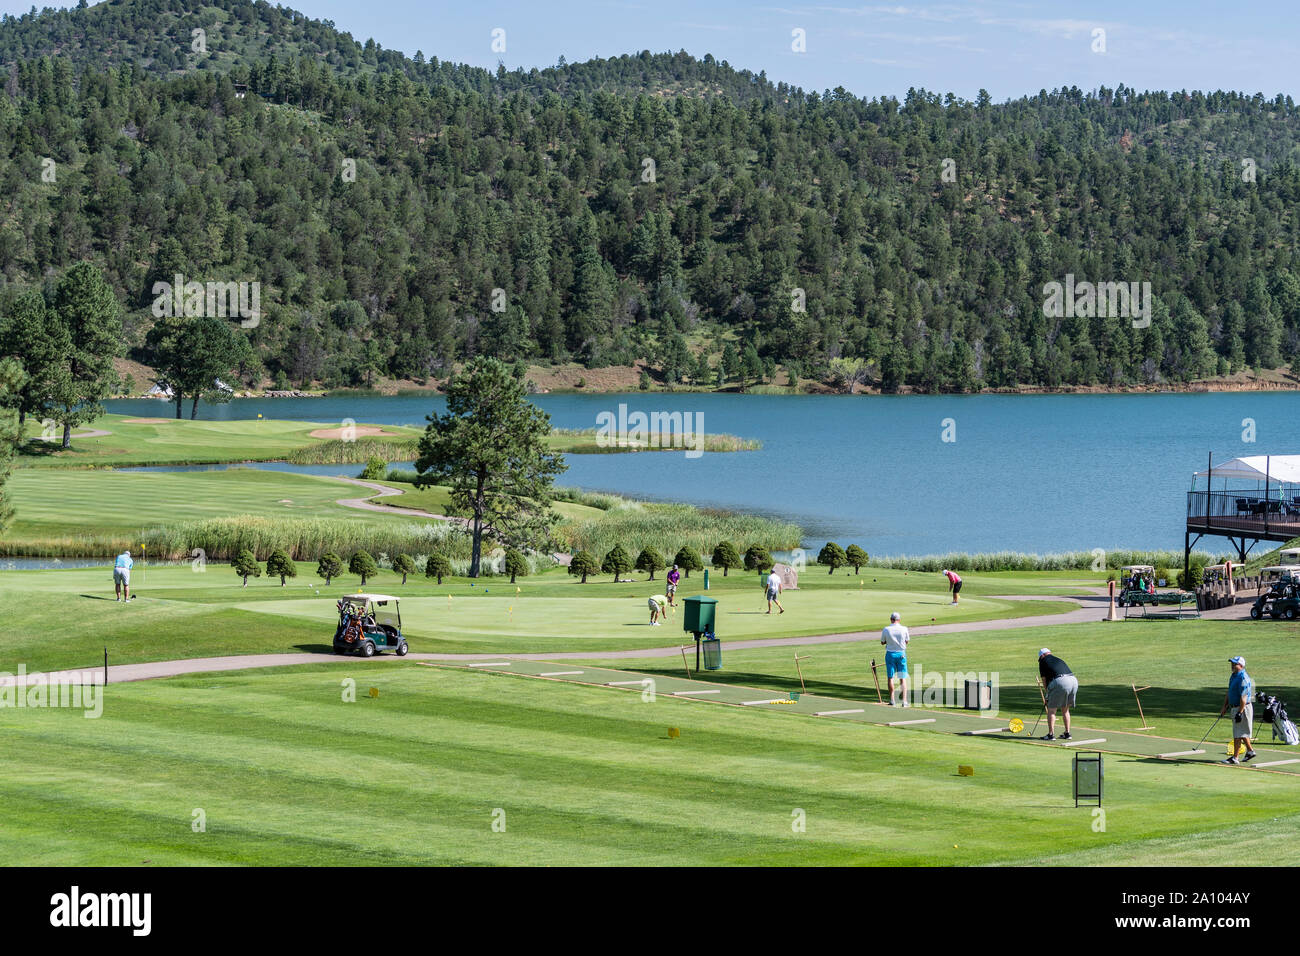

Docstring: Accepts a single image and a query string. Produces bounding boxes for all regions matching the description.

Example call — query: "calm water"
[104,392,1300,556]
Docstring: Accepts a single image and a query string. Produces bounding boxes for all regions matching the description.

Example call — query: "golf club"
[1196,712,1226,749]
[1029,677,1048,736]
[869,658,883,703]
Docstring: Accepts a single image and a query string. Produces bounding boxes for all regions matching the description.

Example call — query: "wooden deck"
[1187,490,1300,543]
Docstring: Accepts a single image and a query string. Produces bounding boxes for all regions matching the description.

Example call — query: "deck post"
[1263,455,1274,538]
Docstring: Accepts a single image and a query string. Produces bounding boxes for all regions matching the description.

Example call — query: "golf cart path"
[31,428,112,441]
[14,592,1158,686]
[330,477,459,521]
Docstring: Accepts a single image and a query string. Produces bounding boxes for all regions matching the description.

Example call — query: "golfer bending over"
[1037,648,1076,740]
[114,549,133,602]
[765,568,785,614]
[881,612,911,707]
[942,569,962,605]
[648,594,668,626]
[1221,656,1257,764]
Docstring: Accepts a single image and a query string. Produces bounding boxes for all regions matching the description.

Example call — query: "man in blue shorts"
[880,612,911,707]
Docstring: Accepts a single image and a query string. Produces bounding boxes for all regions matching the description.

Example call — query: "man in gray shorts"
[1037,648,1077,740]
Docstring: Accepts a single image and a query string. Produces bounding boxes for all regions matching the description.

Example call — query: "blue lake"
[104,392,1300,556]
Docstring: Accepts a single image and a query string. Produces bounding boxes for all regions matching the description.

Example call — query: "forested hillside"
[2,0,1300,393]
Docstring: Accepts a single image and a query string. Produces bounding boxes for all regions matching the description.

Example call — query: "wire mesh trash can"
[702,633,722,670]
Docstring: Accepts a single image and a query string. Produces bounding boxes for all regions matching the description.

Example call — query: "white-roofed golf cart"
[333,593,408,657]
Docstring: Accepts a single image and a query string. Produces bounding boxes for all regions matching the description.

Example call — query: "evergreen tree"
[392,553,417,584]
[232,549,261,587]
[266,548,297,586]
[711,540,742,576]
[568,549,598,583]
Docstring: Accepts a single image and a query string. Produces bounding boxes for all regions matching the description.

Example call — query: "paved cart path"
[330,476,459,521]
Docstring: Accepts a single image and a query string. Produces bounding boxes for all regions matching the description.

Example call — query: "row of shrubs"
[230,547,537,587]
[562,541,872,583]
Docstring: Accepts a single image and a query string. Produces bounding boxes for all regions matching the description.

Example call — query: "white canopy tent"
[1195,456,1300,485]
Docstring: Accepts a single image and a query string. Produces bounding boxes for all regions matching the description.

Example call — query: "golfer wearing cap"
[942,569,962,605]
[648,594,668,626]
[1221,656,1257,764]
[1037,648,1076,740]
[765,568,785,614]
[881,612,911,707]
[666,564,681,606]
[113,549,133,602]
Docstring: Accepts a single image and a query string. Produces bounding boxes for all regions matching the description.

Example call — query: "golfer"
[113,549,133,602]
[648,594,668,626]
[942,568,962,605]
[666,564,681,606]
[881,612,910,707]
[1221,656,1257,764]
[765,568,785,614]
[1037,648,1076,740]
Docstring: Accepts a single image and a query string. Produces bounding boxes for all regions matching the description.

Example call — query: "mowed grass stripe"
[6,666,1300,864]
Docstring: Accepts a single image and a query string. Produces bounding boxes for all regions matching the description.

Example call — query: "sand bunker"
[122,418,171,424]
[309,426,403,440]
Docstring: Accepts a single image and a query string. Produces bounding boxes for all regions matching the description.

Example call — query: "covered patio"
[1186,454,1300,564]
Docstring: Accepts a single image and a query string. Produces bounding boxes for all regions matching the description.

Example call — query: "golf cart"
[333,594,409,657]
[1202,564,1229,586]
[1258,565,1300,587]
[1251,575,1300,620]
[1117,565,1157,607]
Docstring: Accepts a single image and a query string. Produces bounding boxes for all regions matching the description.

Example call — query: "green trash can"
[702,633,722,670]
[682,595,718,634]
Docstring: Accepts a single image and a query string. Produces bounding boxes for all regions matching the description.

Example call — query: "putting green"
[238,588,1042,652]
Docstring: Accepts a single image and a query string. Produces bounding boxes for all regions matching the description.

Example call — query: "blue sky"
[6,1,1299,101]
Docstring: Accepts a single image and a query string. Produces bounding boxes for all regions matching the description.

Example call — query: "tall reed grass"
[286,439,419,465]
[559,502,802,559]
[134,516,472,562]
[550,428,761,453]
[863,549,1217,572]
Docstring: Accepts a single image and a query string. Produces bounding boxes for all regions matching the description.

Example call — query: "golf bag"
[1255,692,1300,745]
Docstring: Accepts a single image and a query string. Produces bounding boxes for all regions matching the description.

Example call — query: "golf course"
[4,412,1300,868]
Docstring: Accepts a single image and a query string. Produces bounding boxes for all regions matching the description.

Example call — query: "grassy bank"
[17,414,424,468]
[3,465,805,561]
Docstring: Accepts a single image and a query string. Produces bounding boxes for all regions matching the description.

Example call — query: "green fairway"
[368,481,605,521]
[2,663,1299,865]
[2,468,432,555]
[18,413,423,468]
[0,565,1069,671]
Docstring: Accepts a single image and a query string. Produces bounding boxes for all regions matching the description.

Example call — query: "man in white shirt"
[114,549,134,602]
[765,568,785,614]
[880,612,911,707]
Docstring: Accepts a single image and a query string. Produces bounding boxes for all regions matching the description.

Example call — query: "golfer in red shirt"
[942,569,962,605]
